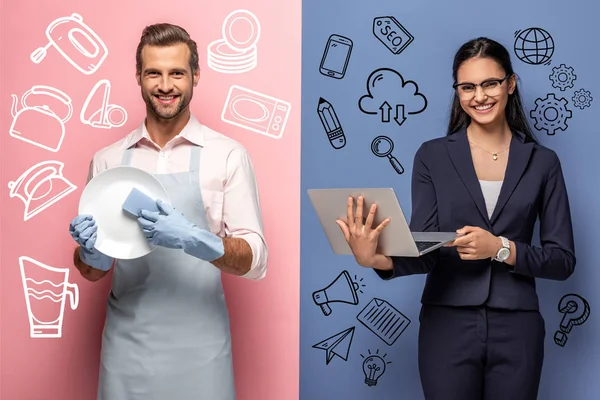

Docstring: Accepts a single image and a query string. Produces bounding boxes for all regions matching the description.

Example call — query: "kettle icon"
[10,85,73,152]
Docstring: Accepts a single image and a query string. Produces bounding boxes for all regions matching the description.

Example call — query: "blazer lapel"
[446,128,490,226]
[489,132,534,224]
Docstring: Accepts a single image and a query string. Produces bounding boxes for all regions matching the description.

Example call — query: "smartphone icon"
[319,34,353,79]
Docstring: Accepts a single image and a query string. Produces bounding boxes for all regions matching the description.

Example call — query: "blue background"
[300,0,598,399]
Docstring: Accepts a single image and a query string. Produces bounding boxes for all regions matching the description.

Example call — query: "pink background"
[1,1,300,399]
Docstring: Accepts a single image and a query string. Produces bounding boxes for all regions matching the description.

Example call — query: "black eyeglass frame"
[452,74,512,91]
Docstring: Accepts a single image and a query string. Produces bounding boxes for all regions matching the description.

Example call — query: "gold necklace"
[468,140,510,161]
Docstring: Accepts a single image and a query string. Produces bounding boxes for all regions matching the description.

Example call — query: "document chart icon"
[357,298,410,346]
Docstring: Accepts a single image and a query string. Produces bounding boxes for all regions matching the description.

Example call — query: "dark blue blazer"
[376,127,576,310]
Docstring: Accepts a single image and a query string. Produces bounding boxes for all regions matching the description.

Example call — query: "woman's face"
[455,56,516,128]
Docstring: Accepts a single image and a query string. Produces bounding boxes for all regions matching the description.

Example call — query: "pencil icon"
[317,97,346,149]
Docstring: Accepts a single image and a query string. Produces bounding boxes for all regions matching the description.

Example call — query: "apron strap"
[189,145,201,184]
[121,146,134,166]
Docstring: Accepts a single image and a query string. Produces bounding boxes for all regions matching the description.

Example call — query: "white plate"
[78,166,170,260]
[222,9,261,51]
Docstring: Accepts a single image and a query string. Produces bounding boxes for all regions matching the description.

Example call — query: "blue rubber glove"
[137,200,225,262]
[69,214,114,271]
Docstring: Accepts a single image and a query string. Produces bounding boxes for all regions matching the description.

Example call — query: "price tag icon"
[373,16,414,55]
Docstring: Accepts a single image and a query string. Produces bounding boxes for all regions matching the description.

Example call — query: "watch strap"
[499,236,509,249]
[493,236,510,262]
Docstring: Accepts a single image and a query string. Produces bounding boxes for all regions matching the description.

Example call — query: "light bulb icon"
[361,349,390,387]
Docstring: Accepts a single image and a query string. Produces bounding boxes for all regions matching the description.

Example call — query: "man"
[68,23,268,400]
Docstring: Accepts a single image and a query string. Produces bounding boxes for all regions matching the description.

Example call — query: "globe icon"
[514,28,554,65]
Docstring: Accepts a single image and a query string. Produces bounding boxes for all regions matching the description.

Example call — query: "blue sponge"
[122,187,160,218]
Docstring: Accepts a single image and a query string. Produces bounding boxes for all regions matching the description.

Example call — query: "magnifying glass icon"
[371,135,404,174]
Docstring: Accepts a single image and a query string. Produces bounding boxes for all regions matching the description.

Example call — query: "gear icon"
[530,93,572,135]
[572,89,593,110]
[549,64,576,91]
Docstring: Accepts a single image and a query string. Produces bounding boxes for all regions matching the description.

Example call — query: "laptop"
[307,188,458,257]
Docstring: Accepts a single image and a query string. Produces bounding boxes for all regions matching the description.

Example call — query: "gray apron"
[97,144,235,400]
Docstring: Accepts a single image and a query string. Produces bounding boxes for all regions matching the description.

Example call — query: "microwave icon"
[221,85,291,139]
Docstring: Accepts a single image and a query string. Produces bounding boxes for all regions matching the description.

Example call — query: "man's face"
[137,43,199,120]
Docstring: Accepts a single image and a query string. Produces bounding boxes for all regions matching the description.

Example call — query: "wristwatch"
[493,236,510,262]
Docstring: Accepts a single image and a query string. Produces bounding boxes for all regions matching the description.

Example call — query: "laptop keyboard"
[415,241,442,252]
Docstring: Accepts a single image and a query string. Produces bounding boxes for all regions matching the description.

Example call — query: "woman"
[336,37,576,400]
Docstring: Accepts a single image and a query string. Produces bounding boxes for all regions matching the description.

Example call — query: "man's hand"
[137,200,195,249]
[447,225,502,260]
[137,200,225,262]
[69,214,114,272]
[72,247,111,282]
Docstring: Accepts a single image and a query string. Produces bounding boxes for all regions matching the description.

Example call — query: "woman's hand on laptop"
[445,225,503,260]
[336,196,391,268]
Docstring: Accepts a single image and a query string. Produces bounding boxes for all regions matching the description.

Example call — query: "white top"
[87,114,268,280]
[479,180,503,219]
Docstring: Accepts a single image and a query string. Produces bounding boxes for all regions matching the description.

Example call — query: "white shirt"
[479,180,503,219]
[87,114,268,280]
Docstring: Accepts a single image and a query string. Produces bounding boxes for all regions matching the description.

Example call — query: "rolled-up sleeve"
[86,151,110,184]
[222,147,268,280]
[86,157,98,184]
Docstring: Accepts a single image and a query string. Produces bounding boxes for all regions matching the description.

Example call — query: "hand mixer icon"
[30,13,108,75]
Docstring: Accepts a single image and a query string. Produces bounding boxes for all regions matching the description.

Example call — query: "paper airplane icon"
[312,326,355,365]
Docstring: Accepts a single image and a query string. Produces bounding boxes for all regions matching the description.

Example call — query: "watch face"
[498,248,510,260]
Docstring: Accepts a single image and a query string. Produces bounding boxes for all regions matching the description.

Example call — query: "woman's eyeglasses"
[452,74,511,100]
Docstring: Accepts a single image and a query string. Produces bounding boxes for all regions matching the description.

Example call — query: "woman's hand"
[336,196,391,267]
[447,225,502,260]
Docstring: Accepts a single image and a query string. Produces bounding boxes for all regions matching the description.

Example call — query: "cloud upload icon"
[358,68,427,126]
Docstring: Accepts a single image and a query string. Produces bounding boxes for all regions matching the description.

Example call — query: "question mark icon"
[554,293,590,347]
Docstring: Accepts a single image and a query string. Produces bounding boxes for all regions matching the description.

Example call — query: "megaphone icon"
[312,270,360,316]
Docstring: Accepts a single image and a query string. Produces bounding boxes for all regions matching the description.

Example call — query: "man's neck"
[146,108,191,148]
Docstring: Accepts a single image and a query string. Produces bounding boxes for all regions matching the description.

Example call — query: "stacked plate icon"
[208,9,261,74]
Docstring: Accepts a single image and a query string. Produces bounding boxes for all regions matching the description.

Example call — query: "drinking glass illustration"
[20,256,79,338]
[371,136,404,174]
